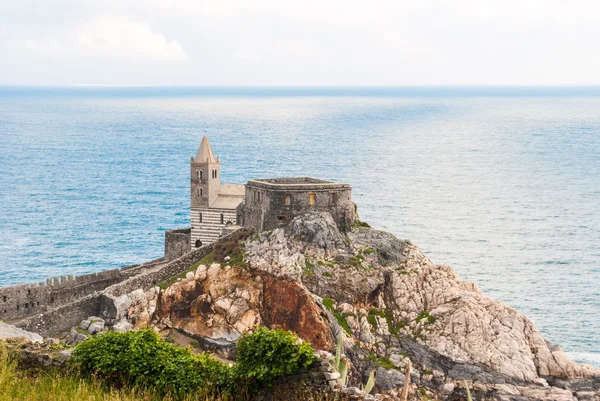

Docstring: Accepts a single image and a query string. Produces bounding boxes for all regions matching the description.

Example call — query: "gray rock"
[0,321,43,342]
[375,367,403,391]
[88,321,105,335]
[441,383,455,393]
[113,294,132,320]
[67,327,87,344]
[112,319,133,333]
[323,371,340,380]
[58,349,73,362]
[79,319,91,330]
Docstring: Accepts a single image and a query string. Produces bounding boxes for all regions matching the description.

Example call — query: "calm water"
[0,87,599,366]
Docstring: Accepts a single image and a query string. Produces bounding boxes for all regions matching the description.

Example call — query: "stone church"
[189,136,355,248]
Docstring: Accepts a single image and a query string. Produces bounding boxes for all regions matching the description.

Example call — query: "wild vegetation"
[1,326,324,401]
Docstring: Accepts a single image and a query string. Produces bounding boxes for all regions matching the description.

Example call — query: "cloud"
[2,0,600,84]
[22,17,188,62]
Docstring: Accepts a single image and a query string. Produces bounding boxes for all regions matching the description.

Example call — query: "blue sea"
[0,86,599,367]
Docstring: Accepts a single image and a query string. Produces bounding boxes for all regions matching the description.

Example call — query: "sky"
[1,0,600,86]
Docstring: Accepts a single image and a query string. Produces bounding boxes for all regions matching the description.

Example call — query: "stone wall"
[0,269,123,321]
[17,295,101,337]
[243,180,355,232]
[164,228,191,260]
[11,229,242,337]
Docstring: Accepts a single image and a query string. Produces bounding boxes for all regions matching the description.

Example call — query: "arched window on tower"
[220,213,224,224]
[199,188,203,197]
[198,170,203,180]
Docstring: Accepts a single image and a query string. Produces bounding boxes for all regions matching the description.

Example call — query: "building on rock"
[190,135,245,248]
[188,136,355,248]
[241,178,355,232]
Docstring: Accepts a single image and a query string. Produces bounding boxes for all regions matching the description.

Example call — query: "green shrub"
[213,229,252,263]
[70,329,232,398]
[235,327,316,390]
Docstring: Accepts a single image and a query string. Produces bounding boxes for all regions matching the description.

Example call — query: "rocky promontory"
[5,212,600,400]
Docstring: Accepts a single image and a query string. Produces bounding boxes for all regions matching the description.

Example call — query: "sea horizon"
[3,85,600,98]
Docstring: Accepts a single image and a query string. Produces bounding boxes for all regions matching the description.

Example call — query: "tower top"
[195,135,218,163]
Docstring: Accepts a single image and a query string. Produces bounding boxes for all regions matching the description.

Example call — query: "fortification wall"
[165,228,191,260]
[17,294,101,338]
[105,228,243,298]
[16,229,244,336]
[1,230,177,322]
[0,269,123,321]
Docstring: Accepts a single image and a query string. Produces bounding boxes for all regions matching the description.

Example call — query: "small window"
[199,188,203,197]
[50,297,54,304]
[284,194,291,206]
[16,305,19,310]
[24,303,28,308]
[2,295,6,302]
[199,212,203,223]
[309,193,316,205]
[257,191,261,201]
[220,213,224,224]
[28,289,31,295]
[195,239,202,248]
[277,216,290,221]
[198,170,203,180]
[329,192,336,204]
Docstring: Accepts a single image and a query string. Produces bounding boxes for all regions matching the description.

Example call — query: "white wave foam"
[567,351,600,367]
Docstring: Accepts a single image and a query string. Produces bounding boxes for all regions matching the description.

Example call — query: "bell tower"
[191,135,220,209]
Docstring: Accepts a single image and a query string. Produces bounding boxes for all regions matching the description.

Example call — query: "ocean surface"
[0,86,599,367]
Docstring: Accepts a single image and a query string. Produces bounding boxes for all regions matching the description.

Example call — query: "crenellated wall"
[1,225,188,322]
[17,228,244,336]
[0,269,124,321]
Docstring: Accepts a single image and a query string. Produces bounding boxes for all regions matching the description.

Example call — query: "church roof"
[195,135,217,163]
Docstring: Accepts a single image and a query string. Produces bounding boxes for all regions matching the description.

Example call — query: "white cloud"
[2,0,600,84]
[22,17,188,62]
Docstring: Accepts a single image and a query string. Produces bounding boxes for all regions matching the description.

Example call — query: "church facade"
[189,136,355,248]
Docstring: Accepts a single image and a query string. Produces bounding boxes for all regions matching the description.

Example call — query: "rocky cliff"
[93,213,600,400]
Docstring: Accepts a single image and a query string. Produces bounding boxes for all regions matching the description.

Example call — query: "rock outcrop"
[0,321,43,343]
[243,212,600,399]
[71,212,600,400]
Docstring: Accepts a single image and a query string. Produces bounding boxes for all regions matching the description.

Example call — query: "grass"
[0,355,351,401]
[0,347,208,401]
[416,311,436,325]
[303,261,315,275]
[0,344,352,401]
[158,259,204,290]
[367,308,403,337]
[322,298,352,335]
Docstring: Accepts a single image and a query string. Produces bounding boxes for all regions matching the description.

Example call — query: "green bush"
[70,327,318,399]
[70,329,232,398]
[235,327,316,390]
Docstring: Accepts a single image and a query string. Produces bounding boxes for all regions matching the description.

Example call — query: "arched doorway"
[195,239,202,248]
